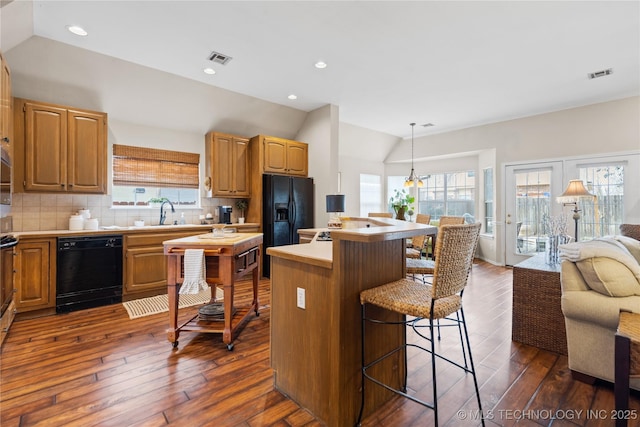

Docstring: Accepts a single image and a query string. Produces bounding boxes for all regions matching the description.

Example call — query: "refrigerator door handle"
[289,198,296,226]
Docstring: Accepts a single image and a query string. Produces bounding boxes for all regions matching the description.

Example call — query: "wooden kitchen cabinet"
[1,51,11,150]
[251,135,308,177]
[13,98,107,194]
[205,132,250,198]
[124,230,200,300]
[247,134,309,236]
[14,237,55,313]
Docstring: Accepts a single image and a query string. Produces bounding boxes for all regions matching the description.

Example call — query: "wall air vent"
[588,68,613,79]
[208,51,232,65]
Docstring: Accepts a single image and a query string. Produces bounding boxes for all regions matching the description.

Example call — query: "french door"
[505,162,564,266]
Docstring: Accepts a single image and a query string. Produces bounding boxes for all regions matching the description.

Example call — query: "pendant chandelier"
[404,122,423,187]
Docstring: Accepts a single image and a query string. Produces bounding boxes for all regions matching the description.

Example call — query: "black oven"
[0,218,17,318]
[1,144,11,208]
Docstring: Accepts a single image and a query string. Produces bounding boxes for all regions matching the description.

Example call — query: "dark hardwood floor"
[1,260,639,426]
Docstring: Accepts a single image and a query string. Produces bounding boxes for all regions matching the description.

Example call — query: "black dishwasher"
[56,235,123,313]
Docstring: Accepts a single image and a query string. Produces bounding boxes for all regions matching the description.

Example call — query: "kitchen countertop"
[267,217,433,269]
[13,223,260,239]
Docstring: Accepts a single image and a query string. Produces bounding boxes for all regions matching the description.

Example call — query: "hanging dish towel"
[180,249,209,294]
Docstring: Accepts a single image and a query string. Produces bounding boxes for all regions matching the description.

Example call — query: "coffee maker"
[218,206,232,224]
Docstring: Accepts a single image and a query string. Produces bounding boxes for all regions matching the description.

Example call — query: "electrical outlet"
[296,287,306,309]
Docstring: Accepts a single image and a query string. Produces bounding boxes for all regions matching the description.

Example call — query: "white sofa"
[560,233,640,390]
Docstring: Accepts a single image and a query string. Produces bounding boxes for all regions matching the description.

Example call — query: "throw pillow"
[576,257,640,297]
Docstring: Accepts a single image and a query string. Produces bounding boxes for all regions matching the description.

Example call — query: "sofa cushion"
[576,257,640,297]
[613,235,640,264]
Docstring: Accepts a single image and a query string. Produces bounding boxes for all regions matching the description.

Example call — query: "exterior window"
[418,171,475,222]
[112,144,200,207]
[484,168,494,234]
[360,174,382,216]
[387,176,412,214]
[578,164,624,239]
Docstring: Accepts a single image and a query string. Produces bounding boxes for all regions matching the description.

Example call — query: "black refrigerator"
[262,174,314,277]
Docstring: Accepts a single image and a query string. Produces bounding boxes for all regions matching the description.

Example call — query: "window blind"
[113,144,200,189]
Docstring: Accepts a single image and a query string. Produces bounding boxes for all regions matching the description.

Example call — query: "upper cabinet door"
[263,136,308,176]
[263,137,287,174]
[233,137,250,196]
[17,99,108,194]
[212,134,235,195]
[1,52,11,148]
[206,132,251,198]
[285,140,308,176]
[67,109,107,193]
[24,103,68,192]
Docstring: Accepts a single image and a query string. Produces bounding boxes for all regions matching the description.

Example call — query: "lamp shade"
[326,194,345,213]
[556,180,594,203]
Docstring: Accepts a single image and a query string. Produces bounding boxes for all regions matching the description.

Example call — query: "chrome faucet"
[159,200,175,225]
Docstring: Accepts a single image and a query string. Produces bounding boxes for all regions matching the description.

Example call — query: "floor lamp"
[556,179,594,242]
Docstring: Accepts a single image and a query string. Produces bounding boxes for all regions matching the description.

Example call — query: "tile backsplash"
[10,193,242,231]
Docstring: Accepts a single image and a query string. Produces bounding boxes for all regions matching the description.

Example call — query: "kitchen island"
[163,232,262,350]
[266,217,434,426]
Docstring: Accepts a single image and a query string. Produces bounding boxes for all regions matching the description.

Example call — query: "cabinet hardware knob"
[1,137,9,143]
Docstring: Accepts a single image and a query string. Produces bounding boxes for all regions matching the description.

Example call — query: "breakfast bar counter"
[266,217,433,426]
[163,232,263,350]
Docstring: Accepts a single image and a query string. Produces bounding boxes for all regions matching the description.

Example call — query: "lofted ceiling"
[1,0,639,138]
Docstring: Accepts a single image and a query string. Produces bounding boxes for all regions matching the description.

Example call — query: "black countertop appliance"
[218,205,232,224]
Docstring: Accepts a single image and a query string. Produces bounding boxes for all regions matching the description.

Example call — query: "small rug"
[123,287,223,319]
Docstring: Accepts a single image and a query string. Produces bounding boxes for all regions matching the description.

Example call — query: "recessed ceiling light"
[288,94,298,100]
[66,25,88,36]
[203,67,216,75]
[314,61,327,69]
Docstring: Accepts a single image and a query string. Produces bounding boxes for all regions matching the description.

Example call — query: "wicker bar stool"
[357,222,483,426]
[406,214,431,259]
[368,212,393,218]
[615,310,640,427]
[406,257,435,283]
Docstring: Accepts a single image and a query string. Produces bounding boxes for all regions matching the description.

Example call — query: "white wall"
[296,105,339,227]
[6,36,308,139]
[385,96,640,264]
[339,122,399,215]
[5,34,639,263]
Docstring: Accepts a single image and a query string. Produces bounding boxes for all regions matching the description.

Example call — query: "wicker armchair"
[406,214,431,259]
[620,224,640,241]
[357,222,483,426]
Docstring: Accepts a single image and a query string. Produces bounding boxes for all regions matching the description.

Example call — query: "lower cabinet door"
[124,247,168,295]
[15,239,55,311]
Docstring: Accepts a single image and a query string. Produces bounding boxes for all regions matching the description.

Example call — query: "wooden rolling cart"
[163,233,262,350]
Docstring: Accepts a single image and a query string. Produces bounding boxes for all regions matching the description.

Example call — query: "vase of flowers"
[389,189,415,221]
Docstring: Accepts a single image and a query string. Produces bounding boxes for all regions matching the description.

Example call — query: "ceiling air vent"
[421,123,435,128]
[208,51,232,65]
[588,68,613,79]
